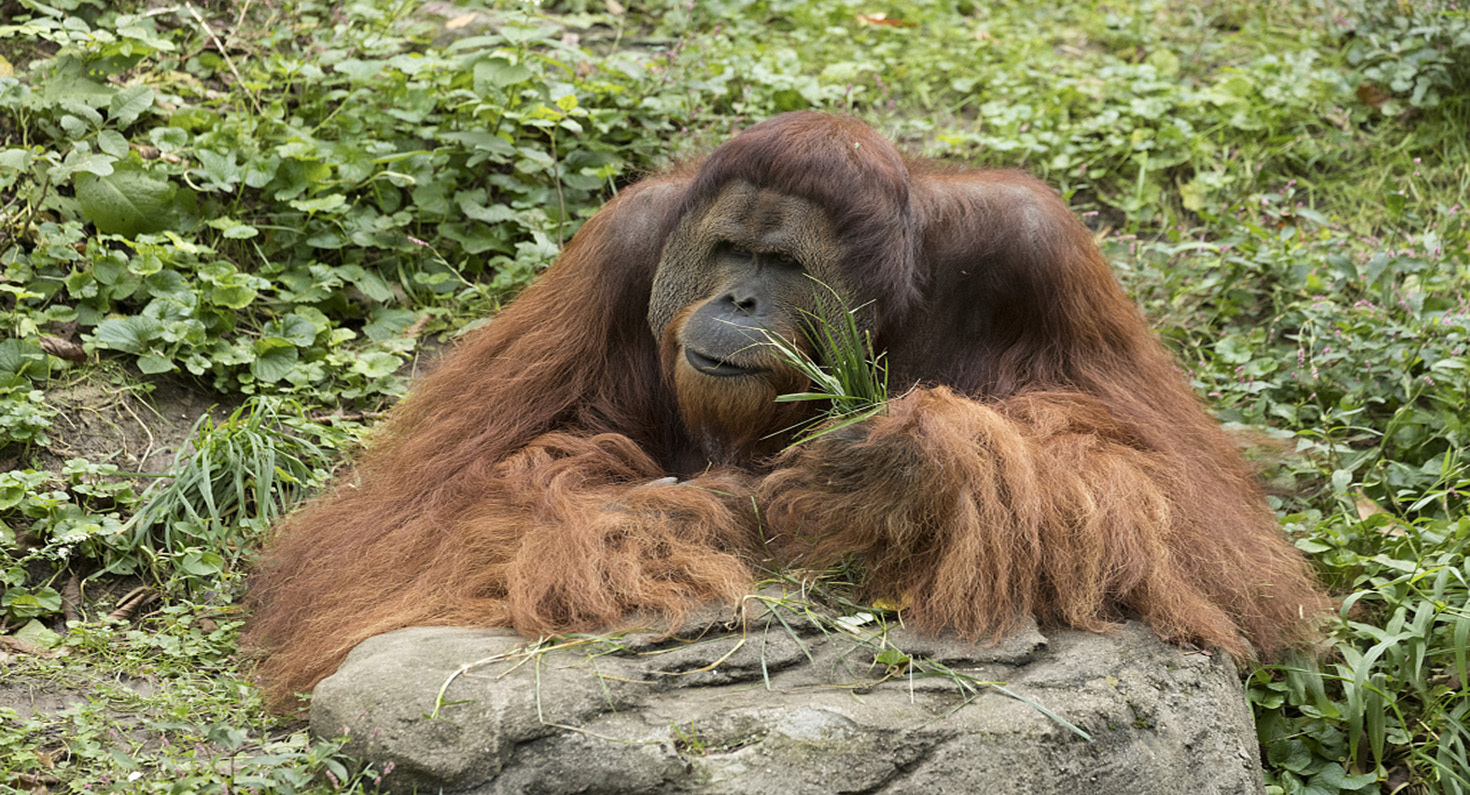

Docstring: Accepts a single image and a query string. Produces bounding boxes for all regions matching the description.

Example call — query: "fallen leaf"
[1354,488,1388,519]
[856,13,916,27]
[39,336,86,362]
[445,12,477,30]
[0,635,57,657]
[1356,83,1388,110]
[871,595,909,611]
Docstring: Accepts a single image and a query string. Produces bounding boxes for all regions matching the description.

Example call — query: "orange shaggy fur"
[244,112,1327,711]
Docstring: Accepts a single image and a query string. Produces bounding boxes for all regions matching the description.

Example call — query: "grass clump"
[118,397,350,574]
[766,280,890,445]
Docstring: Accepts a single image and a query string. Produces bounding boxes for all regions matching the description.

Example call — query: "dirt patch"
[0,665,159,718]
[37,377,237,475]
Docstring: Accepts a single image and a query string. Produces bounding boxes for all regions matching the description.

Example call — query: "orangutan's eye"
[772,251,801,268]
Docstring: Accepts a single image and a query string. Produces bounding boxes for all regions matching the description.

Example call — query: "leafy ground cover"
[1,0,1467,792]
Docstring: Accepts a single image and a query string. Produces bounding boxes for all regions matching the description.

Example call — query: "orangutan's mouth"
[685,348,763,377]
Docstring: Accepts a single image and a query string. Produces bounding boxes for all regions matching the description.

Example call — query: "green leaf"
[874,648,910,666]
[352,352,401,379]
[0,339,50,381]
[438,130,515,159]
[197,149,243,191]
[207,217,259,239]
[150,126,188,151]
[250,340,299,383]
[1144,49,1180,77]
[1361,252,1392,287]
[1384,191,1405,218]
[75,165,176,236]
[3,586,61,619]
[363,308,417,341]
[459,198,517,224]
[271,315,319,347]
[289,193,347,214]
[1265,738,1316,774]
[341,265,394,302]
[0,148,31,171]
[143,269,191,300]
[93,316,162,355]
[67,151,118,177]
[13,619,61,649]
[96,129,130,157]
[1309,763,1377,790]
[474,58,533,91]
[774,392,839,403]
[209,283,258,309]
[137,354,175,374]
[1214,335,1253,365]
[179,550,224,576]
[109,85,156,127]
[334,58,385,81]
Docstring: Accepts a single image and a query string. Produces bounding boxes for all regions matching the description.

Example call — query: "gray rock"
[311,593,1264,795]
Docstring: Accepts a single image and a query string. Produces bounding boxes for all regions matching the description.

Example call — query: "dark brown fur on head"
[243,112,1328,712]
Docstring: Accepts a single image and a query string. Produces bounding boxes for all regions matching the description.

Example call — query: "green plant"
[0,339,57,447]
[0,606,384,793]
[764,280,889,444]
[1338,0,1470,114]
[1253,515,1470,795]
[116,396,353,576]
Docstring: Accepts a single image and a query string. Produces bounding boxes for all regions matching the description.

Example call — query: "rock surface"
[311,594,1264,794]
